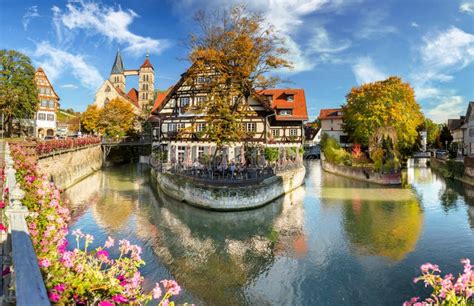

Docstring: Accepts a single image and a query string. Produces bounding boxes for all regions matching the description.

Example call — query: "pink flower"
[75,263,84,273]
[0,223,7,232]
[60,251,74,268]
[119,239,132,254]
[420,263,440,273]
[160,279,181,295]
[38,258,51,268]
[96,249,109,262]
[111,294,128,303]
[48,292,61,302]
[99,301,114,306]
[152,283,162,299]
[2,267,11,276]
[104,236,115,248]
[0,201,5,209]
[72,229,84,238]
[53,283,66,293]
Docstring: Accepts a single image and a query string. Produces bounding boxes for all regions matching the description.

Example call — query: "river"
[63,160,474,305]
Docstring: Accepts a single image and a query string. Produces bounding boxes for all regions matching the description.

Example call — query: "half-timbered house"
[150,67,308,165]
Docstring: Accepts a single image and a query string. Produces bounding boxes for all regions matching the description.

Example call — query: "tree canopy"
[343,76,424,153]
[81,104,102,134]
[423,118,440,147]
[185,5,291,149]
[98,98,136,137]
[0,49,38,136]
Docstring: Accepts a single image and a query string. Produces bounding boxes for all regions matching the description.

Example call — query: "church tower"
[110,51,126,92]
[138,54,155,109]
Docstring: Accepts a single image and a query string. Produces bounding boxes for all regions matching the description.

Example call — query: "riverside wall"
[150,166,306,211]
[321,156,402,185]
[37,145,103,189]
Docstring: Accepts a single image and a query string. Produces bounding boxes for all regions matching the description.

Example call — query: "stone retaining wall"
[321,157,401,185]
[37,145,103,189]
[150,166,306,211]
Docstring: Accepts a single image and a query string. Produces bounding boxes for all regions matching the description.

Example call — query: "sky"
[0,0,473,122]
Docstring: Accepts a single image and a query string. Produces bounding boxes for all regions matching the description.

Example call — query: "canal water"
[63,161,474,306]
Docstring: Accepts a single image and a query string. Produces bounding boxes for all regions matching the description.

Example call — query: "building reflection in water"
[64,164,307,305]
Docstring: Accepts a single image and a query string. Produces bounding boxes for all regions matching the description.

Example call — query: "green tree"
[0,50,38,136]
[438,124,453,149]
[81,104,102,134]
[185,6,291,153]
[423,118,440,147]
[98,98,136,137]
[343,76,424,154]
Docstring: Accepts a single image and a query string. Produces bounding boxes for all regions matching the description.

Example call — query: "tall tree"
[98,98,136,137]
[343,76,424,154]
[0,50,38,136]
[185,5,291,150]
[81,104,102,133]
[438,124,453,149]
[423,118,440,147]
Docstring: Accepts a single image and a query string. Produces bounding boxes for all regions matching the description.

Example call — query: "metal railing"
[150,157,303,185]
[1,142,49,306]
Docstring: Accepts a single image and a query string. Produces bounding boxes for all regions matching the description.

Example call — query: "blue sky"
[1,0,473,122]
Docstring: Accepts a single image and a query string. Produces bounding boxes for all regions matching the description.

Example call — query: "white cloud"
[352,57,386,84]
[54,2,170,56]
[22,6,40,31]
[60,84,79,89]
[460,2,474,14]
[32,41,103,91]
[355,10,397,39]
[425,96,465,123]
[172,0,354,73]
[411,27,474,100]
[411,22,419,28]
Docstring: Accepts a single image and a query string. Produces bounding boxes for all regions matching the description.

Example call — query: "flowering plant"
[404,259,473,306]
[10,145,183,304]
[36,137,101,156]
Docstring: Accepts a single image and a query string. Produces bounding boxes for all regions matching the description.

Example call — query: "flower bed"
[36,137,101,156]
[10,145,183,305]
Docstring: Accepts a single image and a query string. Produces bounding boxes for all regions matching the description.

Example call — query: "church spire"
[111,50,124,74]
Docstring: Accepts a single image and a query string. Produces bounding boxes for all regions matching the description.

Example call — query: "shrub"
[321,135,351,165]
[264,147,279,163]
[446,160,465,178]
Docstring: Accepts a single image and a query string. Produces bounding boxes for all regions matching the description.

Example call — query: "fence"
[1,142,50,305]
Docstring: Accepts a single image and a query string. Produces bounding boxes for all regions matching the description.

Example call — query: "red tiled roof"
[318,108,343,120]
[140,57,154,69]
[151,89,171,113]
[127,88,139,106]
[259,88,308,121]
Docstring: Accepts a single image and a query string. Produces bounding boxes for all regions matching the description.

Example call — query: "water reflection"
[64,162,474,305]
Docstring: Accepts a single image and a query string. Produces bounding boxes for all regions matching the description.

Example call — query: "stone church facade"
[93,51,154,111]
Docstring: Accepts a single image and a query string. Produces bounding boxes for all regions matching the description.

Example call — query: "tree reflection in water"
[320,171,423,261]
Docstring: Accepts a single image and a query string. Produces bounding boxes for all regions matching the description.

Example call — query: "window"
[105,86,111,92]
[279,109,293,116]
[41,100,48,107]
[177,146,186,163]
[48,101,55,108]
[38,113,46,120]
[179,97,190,107]
[196,76,210,84]
[289,129,298,136]
[47,114,55,121]
[246,122,256,132]
[195,96,206,106]
[196,122,206,132]
[177,123,185,131]
[168,123,176,132]
[272,129,280,137]
[470,128,474,137]
[198,146,205,159]
[286,94,294,102]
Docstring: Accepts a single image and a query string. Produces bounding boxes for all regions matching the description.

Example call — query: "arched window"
[105,86,111,92]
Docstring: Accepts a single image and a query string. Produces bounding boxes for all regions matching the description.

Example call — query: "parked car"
[436,150,448,159]
[304,145,321,159]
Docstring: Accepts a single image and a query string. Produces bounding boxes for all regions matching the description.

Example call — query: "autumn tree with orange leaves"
[343,77,424,155]
[184,5,292,150]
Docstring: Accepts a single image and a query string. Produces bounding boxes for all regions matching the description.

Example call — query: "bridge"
[101,135,153,161]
